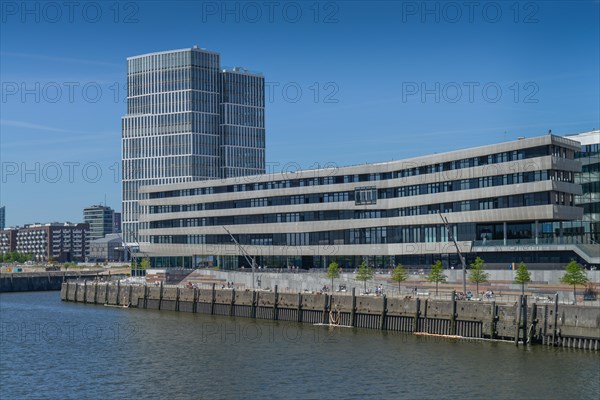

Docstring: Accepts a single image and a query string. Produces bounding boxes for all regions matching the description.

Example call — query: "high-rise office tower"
[83,205,115,241]
[0,206,5,230]
[122,47,265,244]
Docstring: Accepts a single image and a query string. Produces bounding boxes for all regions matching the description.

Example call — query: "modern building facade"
[122,47,265,245]
[113,212,122,234]
[0,223,90,262]
[83,205,115,241]
[0,206,5,230]
[88,233,124,262]
[562,130,599,245]
[138,135,598,269]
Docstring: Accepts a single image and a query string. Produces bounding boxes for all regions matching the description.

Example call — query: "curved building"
[138,135,598,269]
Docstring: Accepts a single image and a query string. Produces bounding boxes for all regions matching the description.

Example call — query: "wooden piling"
[515,295,522,346]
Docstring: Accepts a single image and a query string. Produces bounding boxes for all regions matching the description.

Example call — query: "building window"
[355,186,377,205]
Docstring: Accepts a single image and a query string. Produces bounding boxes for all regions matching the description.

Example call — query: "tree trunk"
[573,285,576,303]
[436,282,438,295]
[398,282,401,295]
[521,283,524,295]
[476,282,479,294]
[364,281,366,293]
[331,278,333,292]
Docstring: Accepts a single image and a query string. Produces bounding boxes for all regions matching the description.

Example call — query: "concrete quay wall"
[0,271,102,292]
[61,282,600,351]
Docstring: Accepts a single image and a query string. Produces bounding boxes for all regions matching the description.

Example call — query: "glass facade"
[560,131,600,244]
[139,135,595,269]
[83,205,115,241]
[122,48,265,243]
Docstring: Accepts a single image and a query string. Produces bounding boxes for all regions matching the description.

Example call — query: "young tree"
[326,261,340,291]
[468,256,490,294]
[140,257,151,271]
[427,260,447,295]
[391,263,409,295]
[514,262,531,295]
[560,260,589,301]
[355,260,374,293]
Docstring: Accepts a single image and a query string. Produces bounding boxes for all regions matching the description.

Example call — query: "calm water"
[1,292,599,400]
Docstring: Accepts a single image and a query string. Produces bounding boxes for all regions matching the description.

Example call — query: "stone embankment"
[61,281,600,351]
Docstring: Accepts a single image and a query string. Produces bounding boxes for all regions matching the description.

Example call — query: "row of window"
[149,144,573,199]
[149,222,541,246]
[148,169,569,213]
[123,113,219,138]
[147,191,567,229]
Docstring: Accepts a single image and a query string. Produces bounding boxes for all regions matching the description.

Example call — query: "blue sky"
[1,0,599,227]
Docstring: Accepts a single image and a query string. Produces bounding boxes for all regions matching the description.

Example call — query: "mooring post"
[230,288,236,317]
[350,288,357,327]
[515,295,523,346]
[83,280,87,303]
[176,287,180,312]
[297,292,303,323]
[94,281,98,304]
[64,280,69,301]
[529,302,537,344]
[74,281,79,302]
[542,304,548,345]
[158,281,163,310]
[251,290,257,319]
[522,295,528,345]
[322,293,329,324]
[414,297,421,332]
[490,301,496,340]
[117,280,121,306]
[144,283,148,309]
[211,283,216,315]
[450,290,457,335]
[193,287,198,313]
[380,295,387,330]
[273,285,279,321]
[552,293,559,346]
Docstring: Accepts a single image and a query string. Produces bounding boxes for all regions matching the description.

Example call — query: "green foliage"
[326,261,340,290]
[355,260,374,292]
[560,260,589,300]
[140,257,151,270]
[391,263,408,294]
[1,251,33,263]
[468,257,490,293]
[514,262,531,295]
[427,260,446,295]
